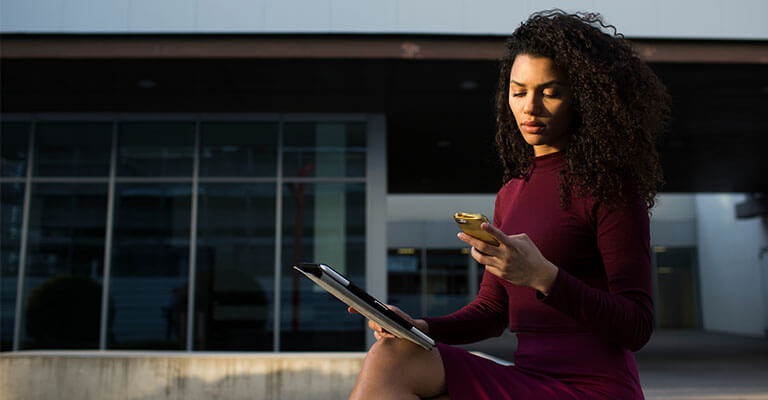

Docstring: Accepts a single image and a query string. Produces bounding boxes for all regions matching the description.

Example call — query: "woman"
[349,10,671,400]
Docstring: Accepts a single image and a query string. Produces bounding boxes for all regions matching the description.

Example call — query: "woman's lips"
[522,121,545,134]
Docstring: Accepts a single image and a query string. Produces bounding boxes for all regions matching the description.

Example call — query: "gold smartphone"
[454,212,499,246]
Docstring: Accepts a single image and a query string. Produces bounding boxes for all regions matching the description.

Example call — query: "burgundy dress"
[423,151,653,399]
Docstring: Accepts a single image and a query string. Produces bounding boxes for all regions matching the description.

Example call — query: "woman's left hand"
[458,222,559,295]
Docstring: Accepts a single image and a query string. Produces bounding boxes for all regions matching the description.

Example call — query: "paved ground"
[460,329,768,400]
[635,330,768,400]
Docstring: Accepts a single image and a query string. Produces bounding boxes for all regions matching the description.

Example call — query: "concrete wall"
[2,0,767,39]
[0,350,509,399]
[695,194,768,337]
[0,351,364,400]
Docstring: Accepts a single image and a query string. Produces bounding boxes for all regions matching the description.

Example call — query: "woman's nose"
[523,94,539,114]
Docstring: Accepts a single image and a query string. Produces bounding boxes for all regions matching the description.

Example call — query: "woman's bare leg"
[349,338,447,400]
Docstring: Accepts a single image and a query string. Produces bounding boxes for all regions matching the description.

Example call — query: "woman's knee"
[365,339,445,387]
[366,337,426,367]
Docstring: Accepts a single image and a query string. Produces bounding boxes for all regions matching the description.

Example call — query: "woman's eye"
[511,92,526,97]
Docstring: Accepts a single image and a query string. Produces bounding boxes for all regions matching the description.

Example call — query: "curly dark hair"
[495,10,671,209]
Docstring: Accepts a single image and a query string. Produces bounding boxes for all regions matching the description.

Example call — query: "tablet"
[293,263,436,351]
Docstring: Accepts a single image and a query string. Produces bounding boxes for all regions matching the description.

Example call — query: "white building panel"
[2,0,67,31]
[721,0,768,38]
[196,0,266,32]
[594,0,662,38]
[127,0,197,32]
[656,0,722,38]
[331,0,398,33]
[60,0,129,31]
[1,0,767,39]
[695,194,768,337]
[396,0,465,34]
[464,0,531,35]
[263,0,332,31]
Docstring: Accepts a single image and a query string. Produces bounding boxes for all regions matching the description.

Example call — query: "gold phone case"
[454,212,499,246]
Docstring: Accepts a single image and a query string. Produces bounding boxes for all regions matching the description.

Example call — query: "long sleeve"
[538,197,654,351]
[422,270,509,344]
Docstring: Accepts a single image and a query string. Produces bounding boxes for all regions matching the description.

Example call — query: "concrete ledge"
[1,351,366,400]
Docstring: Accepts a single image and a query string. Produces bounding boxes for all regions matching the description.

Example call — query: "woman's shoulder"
[494,176,527,204]
[577,184,649,227]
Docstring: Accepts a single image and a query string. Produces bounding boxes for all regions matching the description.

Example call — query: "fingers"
[358,304,420,340]
[457,232,500,257]
[356,304,415,341]
[374,330,396,340]
[368,319,395,339]
[470,246,495,266]
[351,305,396,337]
[480,222,509,244]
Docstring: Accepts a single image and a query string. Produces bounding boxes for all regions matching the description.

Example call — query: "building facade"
[1,0,767,352]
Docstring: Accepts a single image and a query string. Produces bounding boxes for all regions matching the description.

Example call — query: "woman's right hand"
[347,305,429,341]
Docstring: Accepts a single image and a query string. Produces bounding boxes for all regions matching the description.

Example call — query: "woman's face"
[508,54,575,156]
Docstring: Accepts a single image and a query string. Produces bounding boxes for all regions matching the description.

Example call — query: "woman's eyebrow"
[510,79,563,88]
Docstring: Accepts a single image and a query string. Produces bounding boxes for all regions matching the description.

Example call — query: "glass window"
[108,183,191,349]
[283,122,366,178]
[20,183,107,350]
[654,247,701,329]
[1,122,30,177]
[195,183,276,350]
[117,122,195,177]
[199,122,279,177]
[34,122,112,177]
[387,249,423,316]
[425,249,470,316]
[280,182,366,350]
[1,114,373,352]
[1,183,25,350]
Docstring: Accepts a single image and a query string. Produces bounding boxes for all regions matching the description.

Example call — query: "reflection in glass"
[387,250,422,315]
[387,249,472,317]
[195,183,275,350]
[425,249,469,316]
[1,122,30,177]
[20,183,107,349]
[34,122,112,177]
[199,122,279,177]
[1,183,25,350]
[280,183,366,350]
[109,183,191,349]
[283,122,366,178]
[117,122,194,177]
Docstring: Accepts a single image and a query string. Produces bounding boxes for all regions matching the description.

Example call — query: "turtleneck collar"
[520,151,565,181]
[532,151,566,172]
